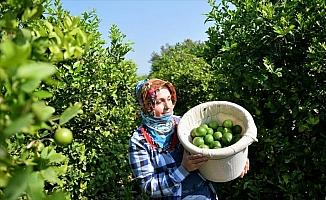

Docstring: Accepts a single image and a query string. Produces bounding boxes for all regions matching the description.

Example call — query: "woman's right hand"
[181,150,208,172]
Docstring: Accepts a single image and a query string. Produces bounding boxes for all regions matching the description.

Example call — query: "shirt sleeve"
[128,133,189,198]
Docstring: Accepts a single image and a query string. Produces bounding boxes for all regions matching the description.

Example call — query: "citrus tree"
[0,0,89,199]
[1,0,149,199]
[41,3,141,199]
[203,0,325,199]
[48,25,139,200]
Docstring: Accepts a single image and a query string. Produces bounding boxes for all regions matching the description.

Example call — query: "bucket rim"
[177,101,258,158]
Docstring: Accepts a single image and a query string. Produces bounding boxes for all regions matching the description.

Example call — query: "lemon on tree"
[54,128,73,146]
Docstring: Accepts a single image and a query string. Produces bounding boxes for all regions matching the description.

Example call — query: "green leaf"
[16,62,56,80]
[4,167,32,200]
[32,101,55,121]
[54,164,68,176]
[307,116,319,125]
[33,90,53,99]
[0,40,31,68]
[21,79,41,93]
[273,25,284,35]
[46,191,68,200]
[298,123,309,132]
[44,21,53,32]
[77,28,88,44]
[40,146,50,159]
[22,7,39,21]
[263,57,282,77]
[4,113,34,138]
[0,67,8,80]
[40,167,61,185]
[47,149,66,164]
[59,102,82,125]
[282,174,289,185]
[0,171,10,188]
[26,172,45,200]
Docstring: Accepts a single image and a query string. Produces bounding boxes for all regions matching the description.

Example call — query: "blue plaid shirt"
[128,116,190,199]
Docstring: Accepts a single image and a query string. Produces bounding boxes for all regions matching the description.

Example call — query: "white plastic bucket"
[177,101,258,182]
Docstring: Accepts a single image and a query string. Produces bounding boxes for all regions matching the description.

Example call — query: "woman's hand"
[181,150,208,172]
[240,158,250,178]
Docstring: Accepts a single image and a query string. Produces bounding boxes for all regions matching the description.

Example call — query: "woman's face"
[153,87,174,117]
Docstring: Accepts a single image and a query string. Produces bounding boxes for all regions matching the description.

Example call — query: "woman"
[128,79,249,199]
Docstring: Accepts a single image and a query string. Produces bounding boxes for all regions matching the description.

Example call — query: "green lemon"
[204,134,214,145]
[54,128,73,146]
[210,140,222,149]
[222,132,233,144]
[201,124,209,130]
[222,119,233,128]
[199,144,210,149]
[208,121,219,129]
[191,128,198,137]
[206,128,214,135]
[192,137,205,147]
[196,126,207,137]
[213,131,223,140]
[232,134,242,144]
[223,127,232,134]
[232,125,243,135]
[216,126,224,132]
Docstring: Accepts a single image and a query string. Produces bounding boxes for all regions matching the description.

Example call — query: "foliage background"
[151,0,325,199]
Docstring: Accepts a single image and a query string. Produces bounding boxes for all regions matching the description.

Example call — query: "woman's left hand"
[240,158,250,178]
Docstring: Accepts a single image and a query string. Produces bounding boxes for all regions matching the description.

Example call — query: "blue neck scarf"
[141,112,175,148]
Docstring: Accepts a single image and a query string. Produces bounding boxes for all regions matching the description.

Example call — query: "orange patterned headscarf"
[135,79,177,114]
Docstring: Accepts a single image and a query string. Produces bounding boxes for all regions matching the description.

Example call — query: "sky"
[61,0,214,75]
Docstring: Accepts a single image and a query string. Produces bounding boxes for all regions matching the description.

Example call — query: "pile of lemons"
[190,119,243,149]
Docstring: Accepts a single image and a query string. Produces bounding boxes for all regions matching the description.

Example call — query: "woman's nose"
[164,101,172,110]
